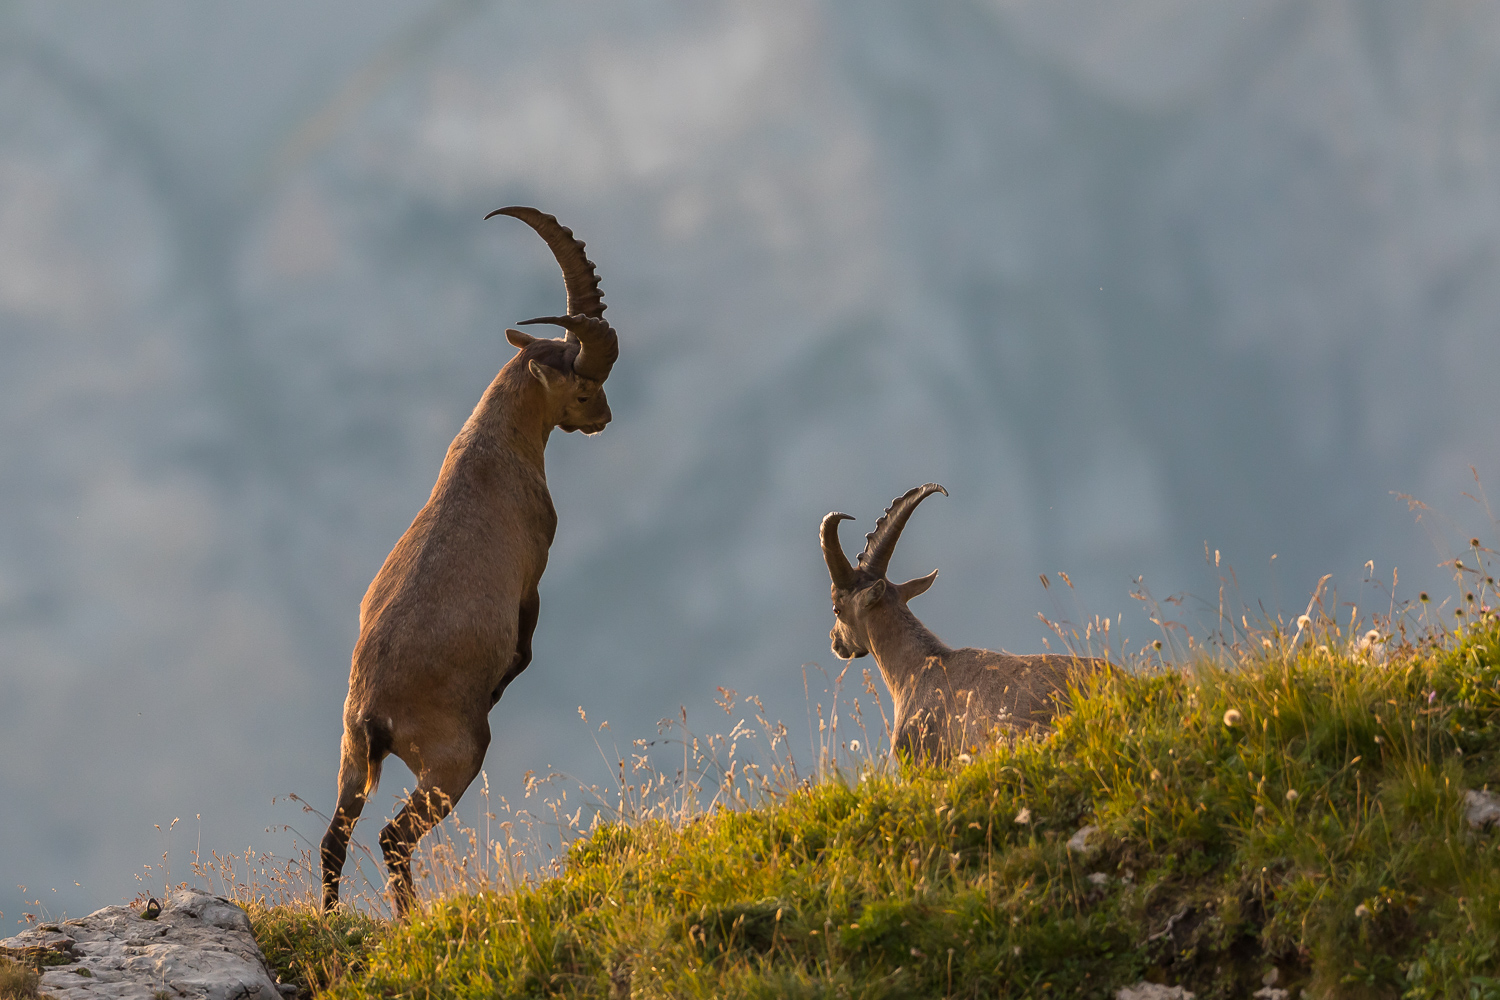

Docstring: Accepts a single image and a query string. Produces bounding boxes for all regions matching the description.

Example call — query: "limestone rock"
[0,888,290,1000]
[1465,789,1500,830]
[1067,824,1101,854]
[1116,985,1195,1000]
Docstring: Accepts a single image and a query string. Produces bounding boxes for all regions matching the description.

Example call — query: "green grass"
[252,614,1500,999]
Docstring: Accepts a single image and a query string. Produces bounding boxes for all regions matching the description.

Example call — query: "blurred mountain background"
[3,0,1499,918]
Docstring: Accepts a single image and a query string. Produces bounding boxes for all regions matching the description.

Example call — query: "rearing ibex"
[822,484,1104,761]
[321,207,618,915]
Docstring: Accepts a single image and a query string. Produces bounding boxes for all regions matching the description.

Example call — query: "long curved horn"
[858,483,947,577]
[821,512,858,590]
[487,206,619,382]
[486,206,605,318]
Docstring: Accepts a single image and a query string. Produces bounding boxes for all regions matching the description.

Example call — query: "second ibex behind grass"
[321,207,619,916]
[822,484,1107,762]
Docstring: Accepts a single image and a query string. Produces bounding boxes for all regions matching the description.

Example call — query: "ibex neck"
[468,362,553,471]
[866,602,950,692]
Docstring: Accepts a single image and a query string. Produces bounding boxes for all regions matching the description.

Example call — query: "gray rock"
[1116,985,1195,1000]
[1067,825,1101,854]
[0,888,287,1000]
[1465,789,1500,830]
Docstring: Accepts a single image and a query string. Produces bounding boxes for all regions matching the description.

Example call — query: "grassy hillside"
[249,611,1500,999]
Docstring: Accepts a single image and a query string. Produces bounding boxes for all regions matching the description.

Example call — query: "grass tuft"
[0,957,41,1000]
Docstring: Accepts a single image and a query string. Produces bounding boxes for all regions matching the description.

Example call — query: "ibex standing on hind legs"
[822,484,1105,762]
[321,207,619,915]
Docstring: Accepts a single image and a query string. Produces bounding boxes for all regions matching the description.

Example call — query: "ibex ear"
[857,578,888,610]
[527,359,567,390]
[506,328,537,350]
[896,569,939,602]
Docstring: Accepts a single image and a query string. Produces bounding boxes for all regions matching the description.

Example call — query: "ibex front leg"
[379,721,489,917]
[492,587,540,706]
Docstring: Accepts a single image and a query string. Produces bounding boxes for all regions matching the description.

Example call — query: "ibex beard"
[320,207,618,916]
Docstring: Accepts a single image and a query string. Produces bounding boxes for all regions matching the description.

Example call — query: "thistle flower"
[1223,709,1242,727]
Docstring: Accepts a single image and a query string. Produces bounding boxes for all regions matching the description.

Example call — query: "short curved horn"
[858,483,947,577]
[516,315,619,382]
[487,206,618,382]
[821,512,858,590]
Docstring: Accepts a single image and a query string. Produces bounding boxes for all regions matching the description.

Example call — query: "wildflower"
[849,739,861,753]
[1149,769,1162,782]
[1014,807,1032,825]
[1420,592,1430,603]
[1254,804,1265,816]
[1153,639,1163,651]
[956,752,972,765]
[1223,709,1242,727]
[1296,614,1312,630]
[1285,789,1299,802]
[1428,690,1438,705]
[1354,903,1371,919]
[1472,538,1482,549]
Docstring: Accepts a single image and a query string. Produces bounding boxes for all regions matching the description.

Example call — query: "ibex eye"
[576,396,589,404]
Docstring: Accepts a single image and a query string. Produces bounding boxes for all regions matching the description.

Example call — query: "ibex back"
[321,207,619,915]
[822,484,1106,761]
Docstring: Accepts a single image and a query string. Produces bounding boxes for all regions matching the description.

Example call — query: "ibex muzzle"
[822,484,1105,761]
[320,207,619,916]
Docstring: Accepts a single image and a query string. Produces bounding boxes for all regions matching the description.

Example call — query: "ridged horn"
[821,512,858,590]
[858,483,948,578]
[486,206,618,381]
[486,206,605,318]
[516,314,619,382]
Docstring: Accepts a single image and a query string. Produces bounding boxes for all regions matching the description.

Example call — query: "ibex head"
[488,206,619,434]
[822,483,947,659]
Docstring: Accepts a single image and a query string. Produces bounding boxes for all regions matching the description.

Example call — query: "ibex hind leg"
[379,723,490,917]
[321,723,378,912]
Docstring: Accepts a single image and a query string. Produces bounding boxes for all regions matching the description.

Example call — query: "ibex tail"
[361,716,394,799]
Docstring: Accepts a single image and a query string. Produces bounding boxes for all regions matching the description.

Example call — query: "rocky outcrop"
[0,888,293,1000]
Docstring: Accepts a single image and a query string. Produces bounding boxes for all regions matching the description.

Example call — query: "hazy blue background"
[4,0,1499,920]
